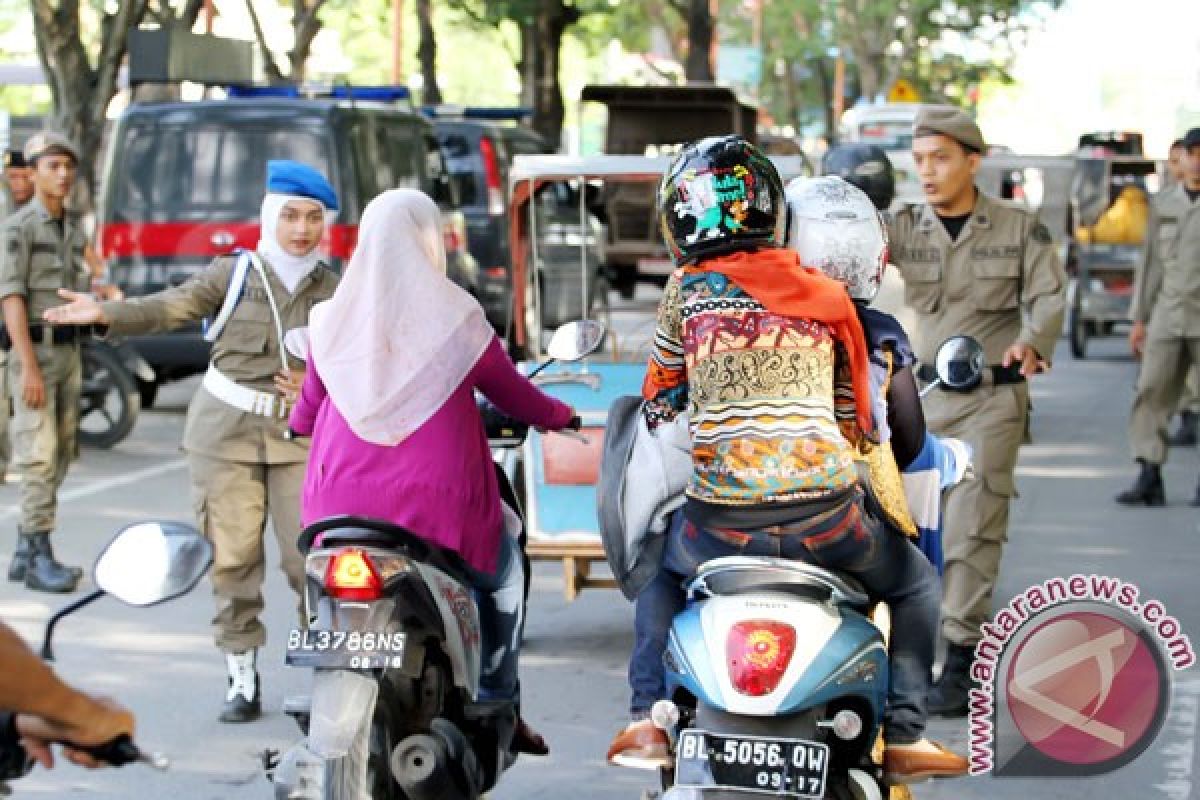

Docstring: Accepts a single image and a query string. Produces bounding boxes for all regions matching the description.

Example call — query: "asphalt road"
[1,283,1197,799]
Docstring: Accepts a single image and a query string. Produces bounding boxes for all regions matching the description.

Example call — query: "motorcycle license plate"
[284,629,406,669]
[674,729,829,799]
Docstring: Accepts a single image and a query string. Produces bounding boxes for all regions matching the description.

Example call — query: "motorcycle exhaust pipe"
[390,732,458,800]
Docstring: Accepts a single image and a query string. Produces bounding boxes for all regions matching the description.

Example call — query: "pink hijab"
[308,189,493,445]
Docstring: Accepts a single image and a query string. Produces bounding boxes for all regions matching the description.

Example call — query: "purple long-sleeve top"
[289,335,573,573]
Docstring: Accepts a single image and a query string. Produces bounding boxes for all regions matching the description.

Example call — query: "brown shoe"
[883,739,969,783]
[606,719,670,769]
[512,717,549,756]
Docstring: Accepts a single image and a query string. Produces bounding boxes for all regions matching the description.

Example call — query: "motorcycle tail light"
[324,548,383,601]
[727,620,797,697]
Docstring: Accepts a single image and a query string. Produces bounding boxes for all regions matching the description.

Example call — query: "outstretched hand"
[43,289,107,327]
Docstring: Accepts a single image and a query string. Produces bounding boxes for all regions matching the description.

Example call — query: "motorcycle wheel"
[78,345,139,449]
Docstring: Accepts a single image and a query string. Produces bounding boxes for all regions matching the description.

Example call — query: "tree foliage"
[30,0,154,205]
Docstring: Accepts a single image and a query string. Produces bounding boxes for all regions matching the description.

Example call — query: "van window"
[112,121,332,221]
[438,131,481,208]
[383,120,420,191]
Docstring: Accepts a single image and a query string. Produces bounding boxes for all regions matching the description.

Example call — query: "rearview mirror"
[545,320,606,363]
[934,335,985,392]
[94,521,213,607]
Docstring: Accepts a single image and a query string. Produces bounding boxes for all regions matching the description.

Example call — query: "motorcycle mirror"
[545,320,606,363]
[42,522,213,660]
[93,521,213,608]
[934,335,986,392]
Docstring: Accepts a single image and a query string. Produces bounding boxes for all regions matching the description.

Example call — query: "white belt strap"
[202,365,291,419]
[206,250,290,374]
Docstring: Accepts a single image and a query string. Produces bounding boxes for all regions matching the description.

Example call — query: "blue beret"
[266,160,339,211]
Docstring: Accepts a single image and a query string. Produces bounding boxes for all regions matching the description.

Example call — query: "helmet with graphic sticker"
[784,175,888,303]
[658,135,787,265]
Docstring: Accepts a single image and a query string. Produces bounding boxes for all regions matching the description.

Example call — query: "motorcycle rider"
[0,619,135,785]
[822,142,897,212]
[288,188,576,756]
[44,160,341,723]
[608,136,967,782]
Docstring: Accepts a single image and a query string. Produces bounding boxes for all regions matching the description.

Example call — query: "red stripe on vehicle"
[100,222,359,262]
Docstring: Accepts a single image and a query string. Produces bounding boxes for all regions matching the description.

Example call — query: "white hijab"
[257,193,330,293]
[309,189,493,445]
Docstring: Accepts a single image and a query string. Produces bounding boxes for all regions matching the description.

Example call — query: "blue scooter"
[649,336,983,800]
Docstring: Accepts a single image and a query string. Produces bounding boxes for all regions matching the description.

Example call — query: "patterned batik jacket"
[642,268,861,506]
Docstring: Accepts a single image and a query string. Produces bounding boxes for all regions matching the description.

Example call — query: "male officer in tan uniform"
[1162,138,1199,447]
[1117,127,1200,506]
[46,161,340,722]
[0,150,36,484]
[886,107,1066,717]
[0,133,91,594]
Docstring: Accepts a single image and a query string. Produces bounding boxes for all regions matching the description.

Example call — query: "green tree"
[31,0,153,205]
[243,0,330,83]
[832,0,1061,104]
[445,0,613,148]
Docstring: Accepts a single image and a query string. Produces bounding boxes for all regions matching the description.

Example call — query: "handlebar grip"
[76,734,140,767]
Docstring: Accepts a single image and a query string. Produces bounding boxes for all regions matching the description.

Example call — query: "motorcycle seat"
[687,556,871,610]
[297,515,474,588]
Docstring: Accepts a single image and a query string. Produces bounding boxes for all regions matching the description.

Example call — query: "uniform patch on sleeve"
[1031,222,1052,244]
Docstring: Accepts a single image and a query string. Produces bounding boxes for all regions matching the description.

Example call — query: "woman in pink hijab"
[288,189,575,754]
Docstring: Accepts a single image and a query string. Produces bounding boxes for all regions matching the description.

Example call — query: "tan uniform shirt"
[0,198,91,323]
[102,254,339,463]
[1132,183,1200,339]
[886,191,1066,367]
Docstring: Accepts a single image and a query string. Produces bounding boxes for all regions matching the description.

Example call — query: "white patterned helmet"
[784,176,887,302]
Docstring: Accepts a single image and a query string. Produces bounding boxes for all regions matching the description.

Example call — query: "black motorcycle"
[270,321,603,800]
[77,339,153,449]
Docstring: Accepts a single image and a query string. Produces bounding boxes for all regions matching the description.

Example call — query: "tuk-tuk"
[578,85,809,298]
[1066,132,1158,359]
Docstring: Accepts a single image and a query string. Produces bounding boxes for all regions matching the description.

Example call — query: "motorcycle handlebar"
[73,734,141,767]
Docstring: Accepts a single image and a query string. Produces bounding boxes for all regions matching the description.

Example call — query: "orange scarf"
[685,248,876,437]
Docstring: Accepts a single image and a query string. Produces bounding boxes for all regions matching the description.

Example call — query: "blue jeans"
[468,533,524,702]
[628,498,938,743]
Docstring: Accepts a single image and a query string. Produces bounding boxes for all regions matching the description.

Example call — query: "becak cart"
[1066,132,1158,359]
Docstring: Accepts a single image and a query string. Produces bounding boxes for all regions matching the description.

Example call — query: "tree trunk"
[32,0,149,210]
[288,0,329,82]
[416,0,442,104]
[684,0,714,81]
[814,56,837,145]
[245,0,326,82]
[855,52,884,104]
[517,17,535,110]
[528,2,578,150]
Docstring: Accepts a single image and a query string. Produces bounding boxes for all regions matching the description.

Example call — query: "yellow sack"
[1075,186,1149,245]
[853,352,918,538]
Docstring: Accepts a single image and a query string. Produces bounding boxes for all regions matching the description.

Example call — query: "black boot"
[220,650,262,723]
[1168,411,1199,448]
[7,534,34,582]
[23,533,81,593]
[1115,461,1166,507]
[928,643,975,718]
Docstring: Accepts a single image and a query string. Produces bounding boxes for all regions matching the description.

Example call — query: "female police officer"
[44,161,340,723]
